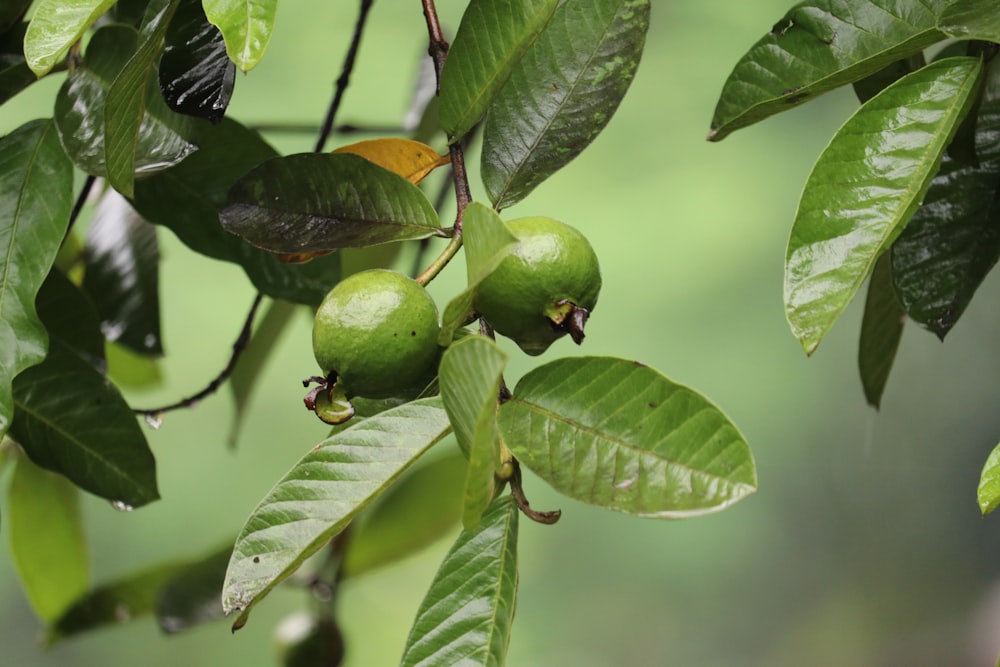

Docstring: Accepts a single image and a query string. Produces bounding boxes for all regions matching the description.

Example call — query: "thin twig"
[64,175,96,241]
[133,294,264,416]
[314,0,376,152]
[509,459,561,525]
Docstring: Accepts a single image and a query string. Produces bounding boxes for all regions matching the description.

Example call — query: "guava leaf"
[342,447,466,579]
[439,203,518,345]
[0,0,30,32]
[159,0,236,123]
[23,0,117,76]
[498,357,757,517]
[202,0,276,72]
[46,561,182,643]
[222,397,451,630]
[54,25,196,179]
[83,190,163,356]
[439,336,508,530]
[332,138,449,184]
[7,454,90,622]
[105,0,187,198]
[11,270,158,507]
[938,0,1000,42]
[439,0,560,142]
[890,60,1000,339]
[155,544,232,633]
[0,119,73,440]
[0,23,36,105]
[708,0,947,141]
[131,118,341,305]
[482,0,650,209]
[220,153,444,254]
[978,442,1000,516]
[228,299,297,448]
[858,254,905,409]
[400,496,518,667]
[784,57,981,355]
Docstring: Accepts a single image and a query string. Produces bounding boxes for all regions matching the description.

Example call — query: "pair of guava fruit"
[307,217,601,423]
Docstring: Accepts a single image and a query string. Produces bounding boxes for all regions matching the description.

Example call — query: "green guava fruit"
[312,269,441,400]
[475,216,601,355]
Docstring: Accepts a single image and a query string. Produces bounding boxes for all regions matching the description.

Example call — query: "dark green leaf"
[23,0,118,76]
[342,447,466,579]
[222,397,451,629]
[7,454,90,622]
[36,270,106,373]
[54,25,196,180]
[938,0,1000,42]
[785,57,981,354]
[159,0,235,122]
[498,357,757,517]
[111,0,154,26]
[105,0,186,197]
[0,0,30,32]
[46,562,180,643]
[439,203,518,344]
[155,544,231,633]
[439,0,560,142]
[400,496,518,667]
[709,0,947,141]
[202,0,276,72]
[978,442,1000,516]
[228,298,297,448]
[858,254,905,409]
[482,0,650,209]
[891,60,1000,338]
[83,190,163,356]
[853,53,927,104]
[0,23,36,105]
[220,153,444,254]
[132,118,341,305]
[0,119,73,439]
[440,336,507,529]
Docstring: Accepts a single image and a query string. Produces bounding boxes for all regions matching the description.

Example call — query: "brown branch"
[64,175,96,241]
[133,294,264,417]
[314,0,376,152]
[509,459,561,525]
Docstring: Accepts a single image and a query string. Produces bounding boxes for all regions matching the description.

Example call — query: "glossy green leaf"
[709,0,948,141]
[7,454,89,622]
[228,298,297,448]
[342,447,466,579]
[83,190,163,356]
[11,271,158,507]
[222,397,451,629]
[439,0,560,142]
[159,0,236,122]
[105,0,184,197]
[0,0,30,32]
[220,153,444,254]
[482,0,650,209]
[0,119,73,439]
[202,0,276,72]
[46,561,181,643]
[440,336,508,530]
[938,0,1000,42]
[23,0,117,76]
[439,203,518,345]
[498,357,757,517]
[858,254,905,409]
[400,495,518,667]
[978,443,1000,516]
[132,118,341,305]
[53,25,196,179]
[891,60,1000,338]
[155,544,231,633]
[0,23,36,105]
[784,57,981,355]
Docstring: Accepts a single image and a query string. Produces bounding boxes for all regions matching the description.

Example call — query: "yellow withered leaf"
[333,138,449,184]
[278,250,335,264]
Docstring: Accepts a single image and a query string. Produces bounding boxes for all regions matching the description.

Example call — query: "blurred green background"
[4,2,1000,665]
